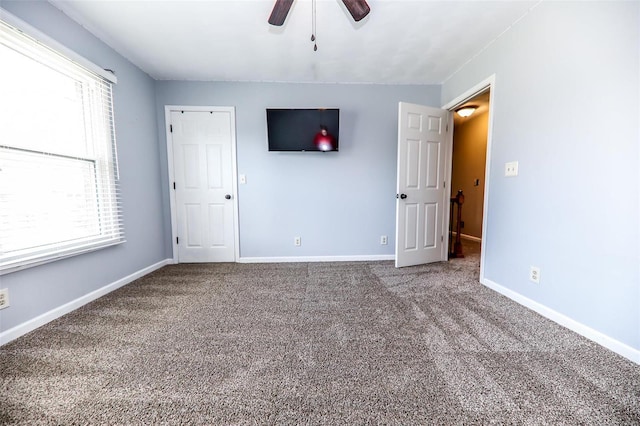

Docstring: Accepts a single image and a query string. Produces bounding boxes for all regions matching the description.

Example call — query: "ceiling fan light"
[456,106,476,118]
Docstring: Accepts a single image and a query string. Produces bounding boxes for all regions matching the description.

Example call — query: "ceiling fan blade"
[268,0,294,26]
[342,0,370,22]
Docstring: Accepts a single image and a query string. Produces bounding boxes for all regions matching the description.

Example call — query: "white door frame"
[164,105,240,263]
[442,74,495,282]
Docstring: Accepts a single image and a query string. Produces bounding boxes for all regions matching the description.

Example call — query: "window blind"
[0,16,124,274]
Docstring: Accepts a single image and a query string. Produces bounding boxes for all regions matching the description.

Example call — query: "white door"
[395,102,449,268]
[170,109,236,262]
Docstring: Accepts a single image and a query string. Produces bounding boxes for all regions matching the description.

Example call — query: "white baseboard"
[451,231,482,242]
[0,258,173,346]
[238,254,395,263]
[460,233,482,242]
[482,277,640,365]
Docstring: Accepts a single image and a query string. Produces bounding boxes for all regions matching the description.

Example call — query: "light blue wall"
[155,82,440,258]
[442,1,640,350]
[0,2,166,333]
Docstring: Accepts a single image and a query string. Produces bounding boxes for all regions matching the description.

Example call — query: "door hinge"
[176,237,179,245]
[441,235,444,242]
[170,124,173,133]
[446,124,449,132]
[173,182,176,190]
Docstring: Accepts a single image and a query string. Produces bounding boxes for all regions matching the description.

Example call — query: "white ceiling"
[49,0,539,85]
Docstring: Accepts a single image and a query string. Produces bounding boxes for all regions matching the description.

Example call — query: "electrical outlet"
[530,266,540,284]
[294,236,301,247]
[505,161,519,177]
[380,235,388,245]
[0,288,9,309]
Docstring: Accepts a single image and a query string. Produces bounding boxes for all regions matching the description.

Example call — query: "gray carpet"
[1,241,639,424]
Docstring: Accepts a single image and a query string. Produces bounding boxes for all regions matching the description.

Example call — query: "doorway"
[165,106,240,264]
[443,76,494,280]
[450,89,490,249]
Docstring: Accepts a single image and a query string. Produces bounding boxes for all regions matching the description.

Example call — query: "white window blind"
[0,16,124,274]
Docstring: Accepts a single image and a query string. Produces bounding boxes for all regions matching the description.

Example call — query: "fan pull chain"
[311,0,317,51]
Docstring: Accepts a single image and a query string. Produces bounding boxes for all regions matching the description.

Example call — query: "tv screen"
[266,108,339,152]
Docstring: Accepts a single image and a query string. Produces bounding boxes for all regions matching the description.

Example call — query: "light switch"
[505,161,518,177]
[239,174,246,184]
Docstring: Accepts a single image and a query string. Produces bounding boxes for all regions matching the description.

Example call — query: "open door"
[395,102,449,268]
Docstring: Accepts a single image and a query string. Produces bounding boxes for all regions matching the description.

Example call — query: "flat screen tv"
[266,108,339,152]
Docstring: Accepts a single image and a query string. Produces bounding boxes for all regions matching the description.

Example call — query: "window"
[0,14,124,274]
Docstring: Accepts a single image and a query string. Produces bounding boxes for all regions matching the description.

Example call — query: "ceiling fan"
[268,0,371,26]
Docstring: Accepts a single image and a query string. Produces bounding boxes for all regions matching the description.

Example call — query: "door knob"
[398,193,407,199]
[225,194,232,200]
